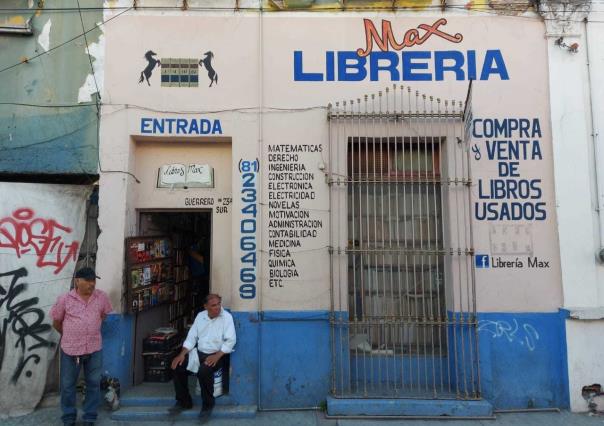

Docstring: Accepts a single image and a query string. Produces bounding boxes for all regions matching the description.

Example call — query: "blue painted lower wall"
[101,313,134,389]
[256,311,332,409]
[100,309,569,410]
[476,311,569,409]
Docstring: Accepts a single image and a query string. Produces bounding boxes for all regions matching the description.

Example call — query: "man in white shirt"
[170,293,236,421]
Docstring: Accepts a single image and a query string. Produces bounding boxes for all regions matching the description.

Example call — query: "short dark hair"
[74,267,99,281]
[203,293,221,305]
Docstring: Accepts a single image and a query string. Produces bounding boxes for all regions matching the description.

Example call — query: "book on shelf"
[127,238,171,264]
[131,269,142,288]
[142,266,151,286]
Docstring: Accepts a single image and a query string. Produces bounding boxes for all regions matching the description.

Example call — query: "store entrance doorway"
[130,210,212,384]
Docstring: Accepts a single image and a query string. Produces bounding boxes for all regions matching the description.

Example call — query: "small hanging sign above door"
[157,163,214,188]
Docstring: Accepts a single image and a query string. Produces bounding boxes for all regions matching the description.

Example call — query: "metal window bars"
[328,84,480,400]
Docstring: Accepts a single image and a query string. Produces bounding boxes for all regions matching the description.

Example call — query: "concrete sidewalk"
[3,407,604,426]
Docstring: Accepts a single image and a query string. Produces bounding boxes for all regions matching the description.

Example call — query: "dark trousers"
[173,351,223,411]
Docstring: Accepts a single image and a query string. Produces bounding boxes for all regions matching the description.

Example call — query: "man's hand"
[52,320,63,334]
[171,353,186,370]
[204,352,223,368]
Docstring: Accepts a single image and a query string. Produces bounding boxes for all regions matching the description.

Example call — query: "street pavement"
[2,407,604,426]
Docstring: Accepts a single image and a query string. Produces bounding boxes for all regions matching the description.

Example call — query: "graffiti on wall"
[0,184,89,419]
[0,208,80,275]
[478,318,540,351]
[0,267,55,384]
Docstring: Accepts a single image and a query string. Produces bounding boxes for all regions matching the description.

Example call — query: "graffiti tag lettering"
[0,267,55,384]
[478,318,539,351]
[0,208,80,274]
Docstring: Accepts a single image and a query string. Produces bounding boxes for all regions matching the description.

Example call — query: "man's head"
[74,267,99,297]
[204,293,222,318]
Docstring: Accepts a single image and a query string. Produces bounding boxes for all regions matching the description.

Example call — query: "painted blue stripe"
[327,396,493,417]
[101,310,569,410]
[476,311,569,409]
[260,310,330,321]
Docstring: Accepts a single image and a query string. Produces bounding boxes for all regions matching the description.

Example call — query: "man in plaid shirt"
[50,267,113,426]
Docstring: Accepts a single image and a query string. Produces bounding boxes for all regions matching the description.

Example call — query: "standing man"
[50,267,113,426]
[170,293,236,422]
[189,238,209,315]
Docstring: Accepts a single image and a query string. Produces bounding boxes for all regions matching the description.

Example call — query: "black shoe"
[83,423,95,426]
[168,401,193,416]
[198,408,212,424]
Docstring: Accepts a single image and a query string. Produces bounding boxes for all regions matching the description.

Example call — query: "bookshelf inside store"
[125,235,194,332]
[170,233,192,330]
[125,236,173,314]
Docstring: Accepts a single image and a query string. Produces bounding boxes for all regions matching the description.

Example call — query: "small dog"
[100,375,121,411]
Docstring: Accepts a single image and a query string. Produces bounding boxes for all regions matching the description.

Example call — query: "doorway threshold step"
[326,396,493,418]
[120,393,236,407]
[110,404,257,421]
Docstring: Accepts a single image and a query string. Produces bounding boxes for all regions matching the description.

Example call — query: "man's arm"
[170,346,191,370]
[221,315,237,353]
[101,292,114,321]
[49,295,65,335]
[189,250,204,263]
[171,315,200,369]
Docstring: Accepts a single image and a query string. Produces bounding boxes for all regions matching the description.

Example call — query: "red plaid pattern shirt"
[50,289,113,356]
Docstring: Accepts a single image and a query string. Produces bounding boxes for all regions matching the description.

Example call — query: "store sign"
[140,117,223,135]
[293,18,509,82]
[157,163,214,188]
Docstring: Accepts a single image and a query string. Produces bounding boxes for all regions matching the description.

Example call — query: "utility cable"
[76,0,101,114]
[0,6,132,76]
[0,2,601,78]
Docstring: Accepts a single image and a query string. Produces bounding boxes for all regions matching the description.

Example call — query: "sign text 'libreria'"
[293,19,509,82]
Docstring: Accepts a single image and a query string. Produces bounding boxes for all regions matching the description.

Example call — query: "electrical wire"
[0,102,96,108]
[0,118,97,152]
[0,6,132,76]
[0,1,600,79]
[76,0,101,113]
[0,3,602,20]
[1,2,603,12]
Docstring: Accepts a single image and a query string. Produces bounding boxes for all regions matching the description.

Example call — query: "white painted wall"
[97,9,562,316]
[546,5,604,411]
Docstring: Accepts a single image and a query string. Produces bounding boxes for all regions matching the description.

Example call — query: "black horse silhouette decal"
[139,50,161,86]
[199,51,218,87]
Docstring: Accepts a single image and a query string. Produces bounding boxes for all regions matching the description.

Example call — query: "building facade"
[2,0,604,418]
[95,0,584,415]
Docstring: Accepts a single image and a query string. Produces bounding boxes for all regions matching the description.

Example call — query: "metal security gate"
[328,84,480,400]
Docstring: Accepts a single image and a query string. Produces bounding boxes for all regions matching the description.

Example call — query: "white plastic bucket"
[213,368,223,397]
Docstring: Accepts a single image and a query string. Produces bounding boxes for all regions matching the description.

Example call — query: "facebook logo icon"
[475,254,490,268]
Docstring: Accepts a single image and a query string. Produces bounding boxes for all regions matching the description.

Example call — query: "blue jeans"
[60,349,102,424]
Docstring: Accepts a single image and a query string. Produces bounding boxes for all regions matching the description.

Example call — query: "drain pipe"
[585,18,604,262]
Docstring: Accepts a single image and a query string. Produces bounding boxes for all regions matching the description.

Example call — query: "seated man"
[170,293,236,422]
